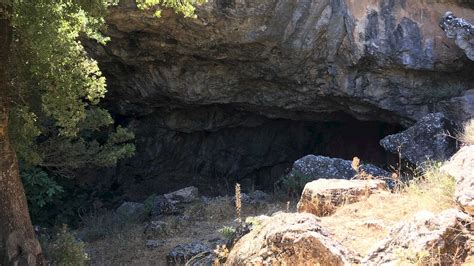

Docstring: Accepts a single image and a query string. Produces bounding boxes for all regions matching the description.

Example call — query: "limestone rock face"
[83,1,474,195]
[363,209,473,265]
[441,145,474,216]
[225,212,360,265]
[380,113,457,166]
[89,1,474,124]
[297,179,387,216]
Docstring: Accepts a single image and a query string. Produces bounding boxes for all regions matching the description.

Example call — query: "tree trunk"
[0,3,43,265]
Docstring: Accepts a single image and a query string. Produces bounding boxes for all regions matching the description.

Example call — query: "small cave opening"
[100,107,405,200]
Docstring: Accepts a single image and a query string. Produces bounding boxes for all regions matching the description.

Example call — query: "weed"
[404,162,456,212]
[218,226,236,240]
[43,225,89,266]
[78,210,133,241]
[460,119,474,145]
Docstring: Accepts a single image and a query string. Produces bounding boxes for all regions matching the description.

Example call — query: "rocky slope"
[84,0,474,197]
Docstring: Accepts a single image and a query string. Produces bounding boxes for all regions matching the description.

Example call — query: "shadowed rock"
[290,155,390,181]
[167,241,211,265]
[440,11,474,61]
[380,113,457,166]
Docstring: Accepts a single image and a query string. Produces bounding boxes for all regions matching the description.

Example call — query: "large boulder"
[225,212,360,265]
[290,155,390,181]
[164,186,199,204]
[363,209,473,265]
[297,179,387,216]
[380,113,457,166]
[441,145,474,216]
[151,195,180,216]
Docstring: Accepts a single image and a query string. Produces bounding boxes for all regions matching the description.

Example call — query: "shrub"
[460,119,474,145]
[277,172,313,198]
[21,166,63,219]
[143,193,157,217]
[44,225,89,266]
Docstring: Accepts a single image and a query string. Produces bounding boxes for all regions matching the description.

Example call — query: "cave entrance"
[246,119,404,192]
[114,111,404,199]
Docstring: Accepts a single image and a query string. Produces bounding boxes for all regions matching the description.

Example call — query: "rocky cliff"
[84,0,474,198]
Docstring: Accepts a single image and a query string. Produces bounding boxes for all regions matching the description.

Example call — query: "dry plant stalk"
[352,156,371,199]
[235,183,241,222]
[351,157,360,172]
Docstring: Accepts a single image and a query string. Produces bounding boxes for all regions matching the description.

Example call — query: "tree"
[0,0,204,264]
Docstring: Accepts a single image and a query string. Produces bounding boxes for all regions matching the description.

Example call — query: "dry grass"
[461,119,474,145]
[321,163,456,257]
[83,196,286,265]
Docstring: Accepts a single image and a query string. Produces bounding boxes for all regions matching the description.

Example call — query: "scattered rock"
[363,209,473,265]
[380,113,456,166]
[297,179,387,217]
[248,190,271,202]
[233,193,252,204]
[184,251,216,266]
[232,190,271,205]
[225,212,360,265]
[167,241,211,265]
[164,186,199,204]
[146,239,165,249]
[290,155,390,181]
[144,220,167,236]
[151,195,180,216]
[441,145,474,216]
[115,202,145,219]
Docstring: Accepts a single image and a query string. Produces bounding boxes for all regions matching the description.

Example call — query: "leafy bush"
[277,172,312,198]
[44,225,89,266]
[21,166,63,218]
[143,193,157,217]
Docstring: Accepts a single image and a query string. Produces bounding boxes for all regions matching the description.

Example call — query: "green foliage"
[277,172,312,198]
[218,226,236,240]
[9,0,136,176]
[9,106,42,165]
[137,0,207,18]
[12,0,110,136]
[143,193,157,217]
[21,166,64,218]
[44,225,89,266]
